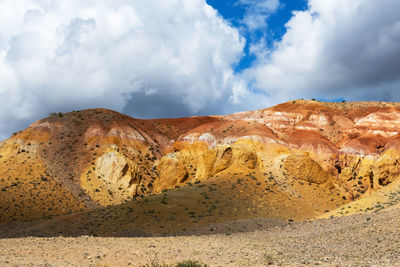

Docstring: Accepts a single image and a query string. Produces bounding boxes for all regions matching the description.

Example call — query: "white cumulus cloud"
[245,0,400,103]
[0,0,246,139]
[237,0,281,31]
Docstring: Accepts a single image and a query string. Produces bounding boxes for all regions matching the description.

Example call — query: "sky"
[0,0,400,139]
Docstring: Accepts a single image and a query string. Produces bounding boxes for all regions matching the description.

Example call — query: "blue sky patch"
[206,0,308,72]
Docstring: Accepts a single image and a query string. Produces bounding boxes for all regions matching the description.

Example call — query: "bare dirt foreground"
[0,207,399,267]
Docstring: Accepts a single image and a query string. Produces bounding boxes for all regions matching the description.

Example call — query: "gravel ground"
[0,208,399,267]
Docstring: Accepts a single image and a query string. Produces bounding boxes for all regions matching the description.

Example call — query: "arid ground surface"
[1,206,399,267]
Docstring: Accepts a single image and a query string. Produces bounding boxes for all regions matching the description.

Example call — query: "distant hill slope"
[1,100,400,234]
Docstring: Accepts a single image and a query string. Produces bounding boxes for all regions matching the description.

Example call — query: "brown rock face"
[1,100,400,225]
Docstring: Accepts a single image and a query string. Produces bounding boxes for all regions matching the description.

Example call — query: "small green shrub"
[142,260,206,267]
[176,260,206,267]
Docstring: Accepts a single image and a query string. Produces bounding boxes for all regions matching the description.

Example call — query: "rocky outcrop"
[283,154,330,184]
[153,139,262,191]
[80,150,149,205]
[154,155,189,192]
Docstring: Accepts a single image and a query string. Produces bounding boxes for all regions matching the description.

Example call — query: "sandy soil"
[0,207,399,267]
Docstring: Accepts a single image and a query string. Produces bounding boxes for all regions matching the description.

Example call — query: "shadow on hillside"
[0,216,288,239]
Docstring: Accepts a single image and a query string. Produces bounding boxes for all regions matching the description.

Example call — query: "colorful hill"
[1,100,400,236]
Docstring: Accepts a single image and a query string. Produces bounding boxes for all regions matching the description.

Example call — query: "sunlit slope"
[319,178,400,219]
[0,137,85,223]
